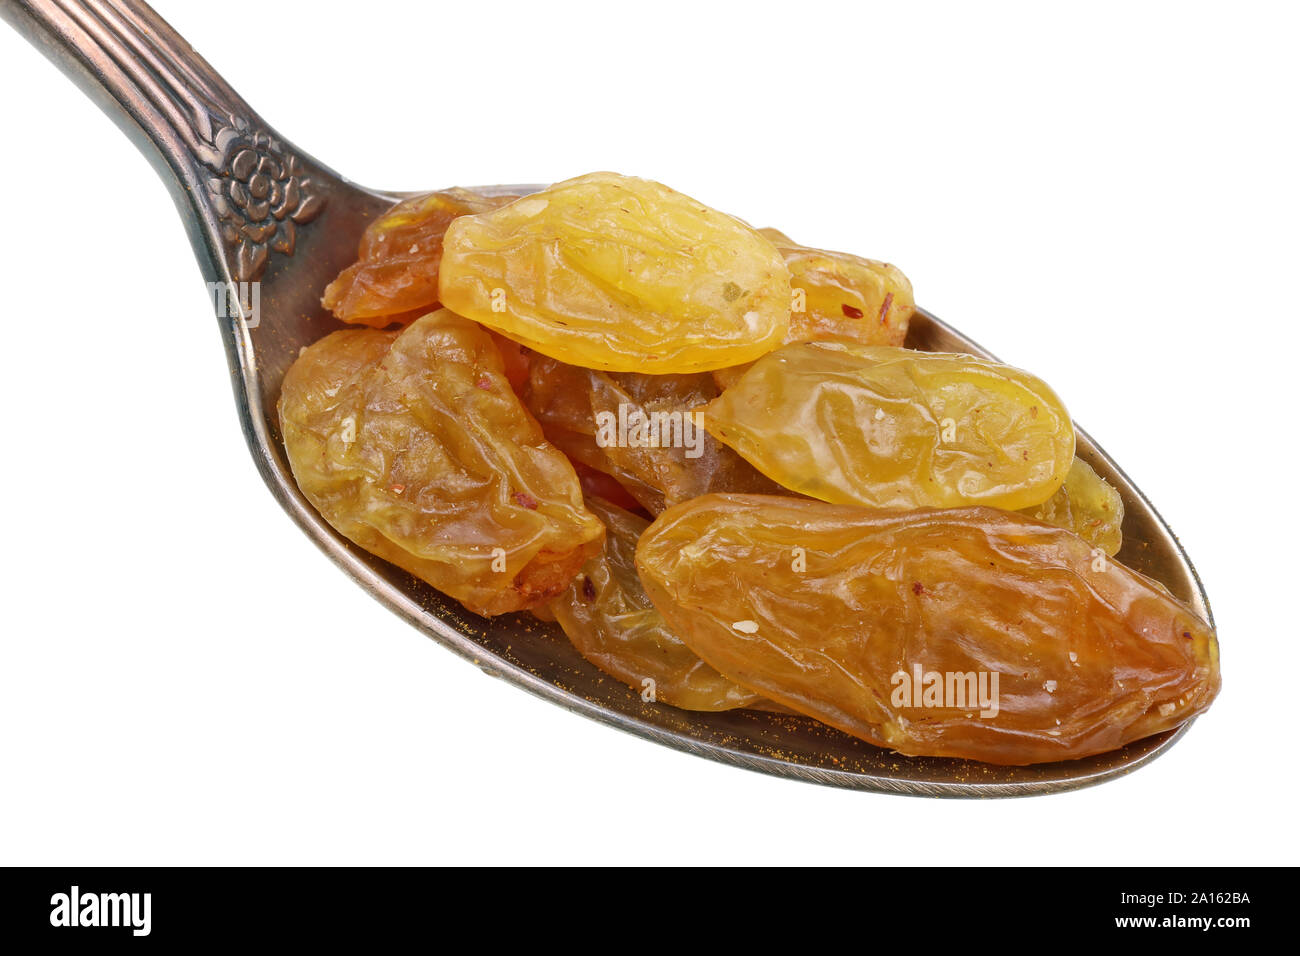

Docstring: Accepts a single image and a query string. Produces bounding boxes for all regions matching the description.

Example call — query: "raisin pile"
[280,171,1218,765]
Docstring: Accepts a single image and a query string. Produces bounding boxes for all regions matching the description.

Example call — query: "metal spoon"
[2,0,1213,797]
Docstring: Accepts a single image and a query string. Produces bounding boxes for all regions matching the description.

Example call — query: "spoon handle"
[1,0,330,286]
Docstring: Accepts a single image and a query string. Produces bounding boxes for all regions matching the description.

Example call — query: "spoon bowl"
[3,0,1212,796]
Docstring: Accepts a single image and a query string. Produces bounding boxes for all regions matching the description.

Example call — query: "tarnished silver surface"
[3,0,1212,796]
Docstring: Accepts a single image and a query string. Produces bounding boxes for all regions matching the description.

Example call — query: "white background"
[0,0,1295,865]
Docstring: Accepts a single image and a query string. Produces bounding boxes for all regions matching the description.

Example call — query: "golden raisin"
[438,172,792,372]
[279,309,604,616]
[636,494,1220,765]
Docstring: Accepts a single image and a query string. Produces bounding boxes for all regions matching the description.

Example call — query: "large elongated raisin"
[635,494,1219,765]
[702,343,1074,511]
[279,309,604,616]
[438,172,792,372]
[550,497,763,710]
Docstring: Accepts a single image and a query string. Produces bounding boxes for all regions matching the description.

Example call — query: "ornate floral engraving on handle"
[204,118,325,281]
[4,0,326,283]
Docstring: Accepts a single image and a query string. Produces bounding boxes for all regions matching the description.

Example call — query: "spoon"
[2,0,1214,797]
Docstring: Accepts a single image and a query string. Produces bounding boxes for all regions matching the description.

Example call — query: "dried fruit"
[322,188,516,327]
[702,342,1074,511]
[712,236,915,389]
[550,497,763,710]
[586,371,784,512]
[778,240,914,347]
[520,353,601,450]
[290,169,1217,772]
[523,354,780,514]
[438,172,792,372]
[1022,457,1124,556]
[636,494,1219,765]
[279,309,604,616]
[516,352,657,502]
